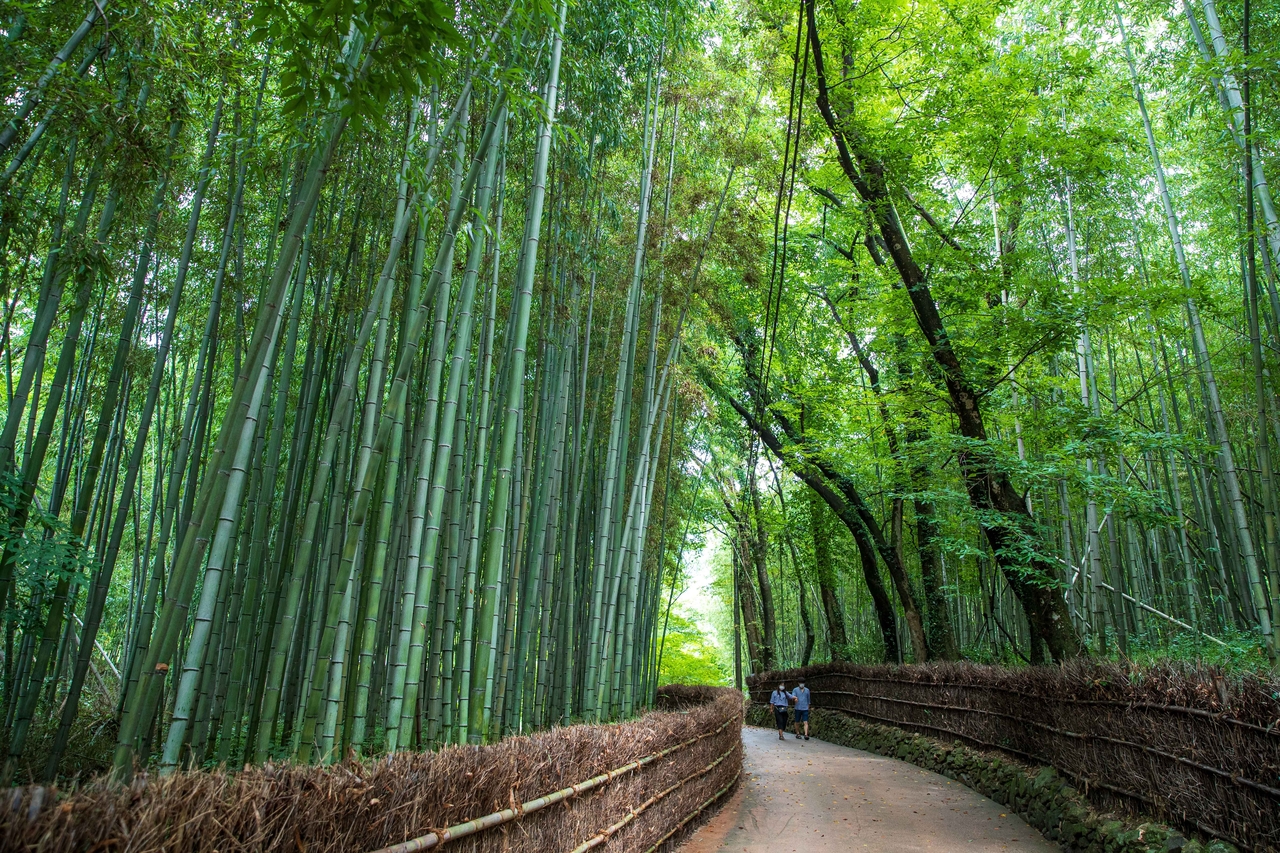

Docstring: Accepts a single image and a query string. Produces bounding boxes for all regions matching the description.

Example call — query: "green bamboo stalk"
[472,5,566,739]
[44,96,224,778]
[584,64,662,719]
[158,273,289,773]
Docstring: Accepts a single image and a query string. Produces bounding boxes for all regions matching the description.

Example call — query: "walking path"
[680,726,1060,852]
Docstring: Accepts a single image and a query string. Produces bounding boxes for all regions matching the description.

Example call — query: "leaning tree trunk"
[702,369,900,662]
[808,491,850,660]
[805,0,1079,660]
[821,289,956,659]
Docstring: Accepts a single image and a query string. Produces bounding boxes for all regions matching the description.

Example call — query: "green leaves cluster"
[658,612,731,686]
[0,474,92,618]
[250,0,461,124]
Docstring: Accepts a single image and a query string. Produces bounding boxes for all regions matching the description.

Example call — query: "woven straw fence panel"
[0,685,742,853]
[749,663,1279,851]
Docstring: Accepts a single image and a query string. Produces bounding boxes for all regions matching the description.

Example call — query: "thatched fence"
[748,663,1280,851]
[0,685,741,853]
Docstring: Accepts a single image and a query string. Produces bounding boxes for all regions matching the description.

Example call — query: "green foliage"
[680,0,1280,675]
[4,0,1280,793]
[658,611,730,686]
[250,0,462,125]
[1099,627,1270,673]
[0,473,92,619]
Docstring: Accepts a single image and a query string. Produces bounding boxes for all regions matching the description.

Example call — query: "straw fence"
[0,685,742,853]
[748,663,1280,851]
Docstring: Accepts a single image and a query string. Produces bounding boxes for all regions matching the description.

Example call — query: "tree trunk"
[805,0,1079,660]
[808,490,850,660]
[703,369,899,662]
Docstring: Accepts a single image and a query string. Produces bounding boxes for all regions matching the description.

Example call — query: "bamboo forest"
[1,0,1279,790]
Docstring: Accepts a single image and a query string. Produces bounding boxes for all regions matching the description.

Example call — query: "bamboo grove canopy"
[1,0,1280,786]
[0,0,722,783]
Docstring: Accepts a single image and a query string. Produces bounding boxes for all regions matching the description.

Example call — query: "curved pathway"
[680,726,1059,852]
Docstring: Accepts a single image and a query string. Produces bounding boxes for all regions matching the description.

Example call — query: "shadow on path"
[680,725,1060,852]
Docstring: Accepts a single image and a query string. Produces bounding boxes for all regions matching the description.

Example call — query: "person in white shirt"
[769,683,793,740]
[791,679,811,740]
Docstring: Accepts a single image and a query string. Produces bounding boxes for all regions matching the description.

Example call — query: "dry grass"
[749,662,1280,851]
[1,685,742,853]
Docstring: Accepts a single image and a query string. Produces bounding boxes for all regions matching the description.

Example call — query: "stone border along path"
[679,726,1060,852]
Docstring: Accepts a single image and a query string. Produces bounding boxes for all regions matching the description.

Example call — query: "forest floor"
[679,726,1059,852]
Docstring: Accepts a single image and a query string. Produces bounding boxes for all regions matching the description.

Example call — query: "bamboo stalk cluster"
[0,0,700,783]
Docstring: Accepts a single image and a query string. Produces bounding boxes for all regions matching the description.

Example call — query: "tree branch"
[902,186,965,253]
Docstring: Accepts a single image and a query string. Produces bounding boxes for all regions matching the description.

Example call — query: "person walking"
[792,678,811,740]
[769,683,793,740]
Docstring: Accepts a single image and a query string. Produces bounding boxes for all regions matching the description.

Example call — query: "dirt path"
[680,726,1060,852]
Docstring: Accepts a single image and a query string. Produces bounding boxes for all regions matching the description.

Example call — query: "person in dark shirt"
[769,683,793,740]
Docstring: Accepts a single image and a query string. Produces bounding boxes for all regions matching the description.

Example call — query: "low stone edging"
[746,702,1239,853]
